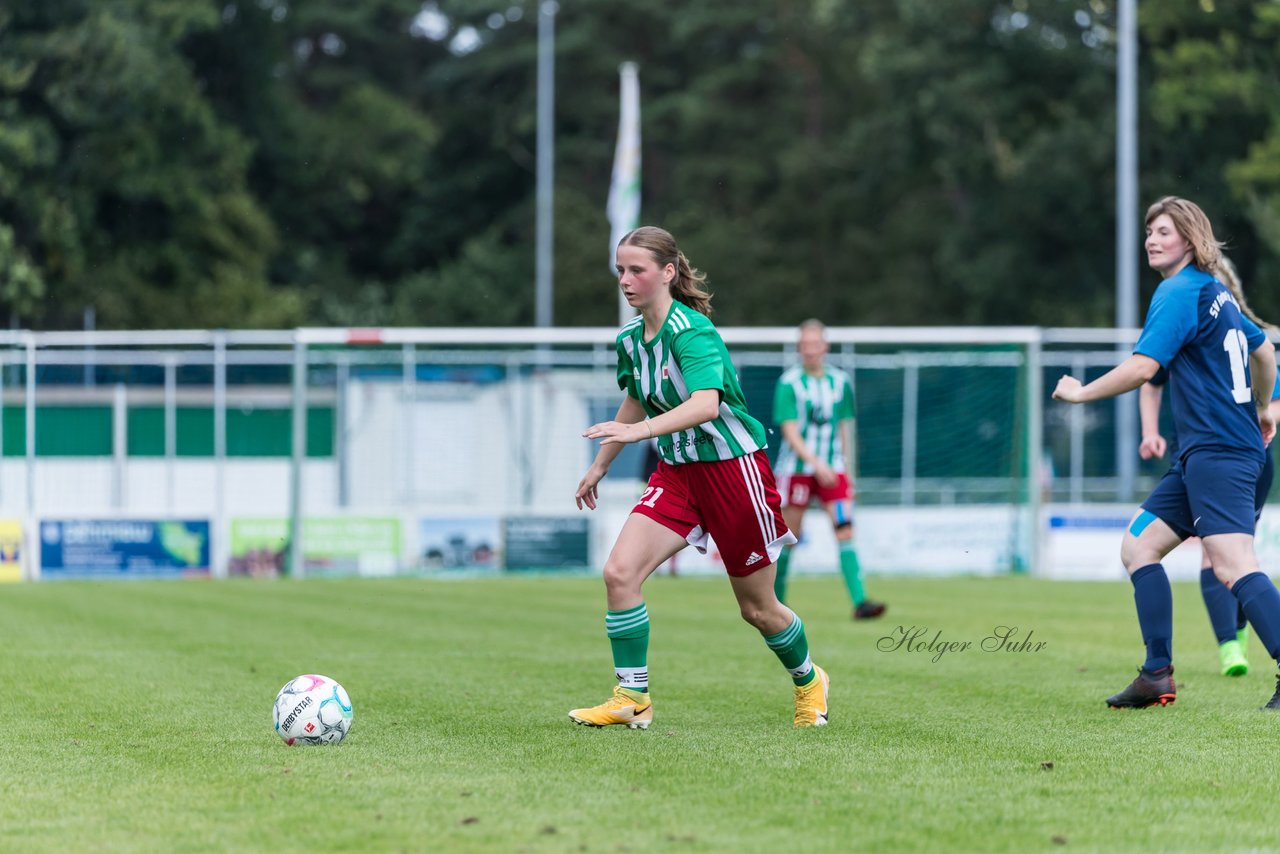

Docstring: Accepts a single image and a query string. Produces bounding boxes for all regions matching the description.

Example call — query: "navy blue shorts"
[1141,448,1266,539]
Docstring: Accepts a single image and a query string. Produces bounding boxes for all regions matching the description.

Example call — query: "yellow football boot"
[794,665,829,727]
[569,686,653,729]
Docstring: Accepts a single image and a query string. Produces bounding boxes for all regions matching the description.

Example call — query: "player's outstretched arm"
[1053,354,1160,404]
[576,395,648,510]
[584,388,720,448]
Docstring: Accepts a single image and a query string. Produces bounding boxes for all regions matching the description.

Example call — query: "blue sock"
[1231,572,1280,661]
[1200,567,1239,644]
[1131,563,1172,671]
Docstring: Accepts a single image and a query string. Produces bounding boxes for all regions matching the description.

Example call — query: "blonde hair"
[619,226,713,316]
[1145,198,1274,330]
[1216,255,1277,333]
[1144,196,1225,276]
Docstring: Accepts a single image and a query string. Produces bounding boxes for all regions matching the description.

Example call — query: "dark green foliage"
[1,1,1280,328]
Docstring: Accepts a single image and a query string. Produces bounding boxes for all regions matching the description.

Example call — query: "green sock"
[774,547,793,604]
[606,603,650,692]
[839,540,866,606]
[763,611,815,686]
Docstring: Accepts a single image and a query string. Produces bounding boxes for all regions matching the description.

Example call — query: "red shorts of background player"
[777,472,852,508]
[631,449,797,577]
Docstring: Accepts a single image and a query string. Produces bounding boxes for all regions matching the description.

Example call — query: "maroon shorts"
[632,449,796,576]
[778,472,852,508]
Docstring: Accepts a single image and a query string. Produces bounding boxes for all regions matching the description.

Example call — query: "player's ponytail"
[1216,255,1278,333]
[671,251,712,317]
[619,226,714,317]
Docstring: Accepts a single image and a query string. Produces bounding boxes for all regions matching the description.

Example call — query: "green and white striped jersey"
[615,301,766,465]
[772,365,855,475]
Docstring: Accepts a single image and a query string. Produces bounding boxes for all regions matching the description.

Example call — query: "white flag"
[607,62,641,323]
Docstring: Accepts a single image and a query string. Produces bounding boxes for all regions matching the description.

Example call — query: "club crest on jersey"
[662,366,669,379]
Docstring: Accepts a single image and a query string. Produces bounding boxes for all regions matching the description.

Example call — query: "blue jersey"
[1150,369,1279,461]
[1134,265,1266,462]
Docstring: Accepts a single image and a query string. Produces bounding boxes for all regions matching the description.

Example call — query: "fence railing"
[0,326,1200,577]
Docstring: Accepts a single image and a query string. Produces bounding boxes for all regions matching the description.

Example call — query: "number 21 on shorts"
[637,486,664,508]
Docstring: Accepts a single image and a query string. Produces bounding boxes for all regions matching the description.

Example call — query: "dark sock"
[1131,563,1172,671]
[1232,572,1280,661]
[1200,567,1239,644]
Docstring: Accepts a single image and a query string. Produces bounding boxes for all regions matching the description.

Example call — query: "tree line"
[1,0,1279,330]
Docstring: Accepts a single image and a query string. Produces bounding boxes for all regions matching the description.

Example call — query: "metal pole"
[1115,0,1139,501]
[1024,337,1043,574]
[112,383,126,509]
[336,356,349,508]
[164,356,176,512]
[901,359,918,506]
[213,333,228,578]
[83,306,95,388]
[25,335,34,517]
[1070,354,1086,504]
[534,0,557,327]
[401,344,416,505]
[289,338,306,578]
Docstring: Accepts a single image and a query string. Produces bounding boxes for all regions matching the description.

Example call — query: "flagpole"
[1115,0,1138,501]
[535,1,557,328]
[607,62,641,326]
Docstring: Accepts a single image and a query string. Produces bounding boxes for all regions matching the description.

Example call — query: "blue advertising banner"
[39,519,211,579]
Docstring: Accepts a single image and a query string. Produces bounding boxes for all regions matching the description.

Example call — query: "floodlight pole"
[1115,0,1139,501]
[535,1,558,328]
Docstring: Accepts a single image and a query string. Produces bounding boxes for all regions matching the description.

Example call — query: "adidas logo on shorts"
[745,552,764,566]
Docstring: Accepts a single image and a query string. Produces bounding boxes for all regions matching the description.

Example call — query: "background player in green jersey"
[571,226,830,728]
[772,320,886,620]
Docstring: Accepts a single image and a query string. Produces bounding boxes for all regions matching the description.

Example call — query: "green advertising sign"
[229,517,402,577]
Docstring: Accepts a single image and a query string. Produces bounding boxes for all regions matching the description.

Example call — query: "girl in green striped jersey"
[772,320,886,620]
[568,227,830,728]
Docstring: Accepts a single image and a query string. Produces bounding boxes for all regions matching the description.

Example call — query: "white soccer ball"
[273,674,353,746]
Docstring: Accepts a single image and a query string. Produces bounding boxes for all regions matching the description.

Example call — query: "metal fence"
[0,326,1199,576]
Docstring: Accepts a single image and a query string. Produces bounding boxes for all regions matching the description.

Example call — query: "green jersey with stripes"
[615,302,767,465]
[773,365,855,475]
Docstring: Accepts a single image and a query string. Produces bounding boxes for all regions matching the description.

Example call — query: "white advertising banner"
[590,494,1021,577]
[856,506,1022,576]
[1040,504,1238,581]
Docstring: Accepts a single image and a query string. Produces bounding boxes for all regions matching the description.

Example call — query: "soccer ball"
[273,674,353,746]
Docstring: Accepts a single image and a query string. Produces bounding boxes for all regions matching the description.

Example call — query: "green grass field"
[4,574,1280,852]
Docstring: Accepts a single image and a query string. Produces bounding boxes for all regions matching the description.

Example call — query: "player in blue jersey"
[1140,376,1279,677]
[1053,196,1280,710]
[1138,256,1280,678]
